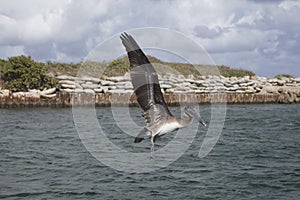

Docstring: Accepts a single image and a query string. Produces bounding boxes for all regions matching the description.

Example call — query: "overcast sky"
[0,0,300,77]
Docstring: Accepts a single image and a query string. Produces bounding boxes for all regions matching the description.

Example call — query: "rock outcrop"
[55,74,300,103]
[1,74,300,107]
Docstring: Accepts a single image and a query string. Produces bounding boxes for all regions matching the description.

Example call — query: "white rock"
[41,93,56,98]
[214,86,227,91]
[294,77,300,83]
[177,75,185,79]
[56,75,77,80]
[187,75,195,79]
[123,72,131,80]
[94,88,103,93]
[75,83,83,89]
[189,84,199,89]
[124,82,133,89]
[116,85,125,89]
[230,77,238,81]
[244,88,256,93]
[265,83,273,86]
[227,87,238,91]
[125,89,134,93]
[60,88,74,93]
[0,89,10,96]
[265,87,277,94]
[102,86,109,93]
[101,80,116,86]
[84,89,95,94]
[160,84,173,89]
[75,89,85,93]
[81,83,98,89]
[268,78,278,83]
[223,82,234,87]
[75,80,85,84]
[61,84,76,89]
[28,89,41,94]
[256,76,267,81]
[277,80,286,86]
[59,80,75,85]
[281,77,291,83]
[186,79,197,84]
[244,76,250,80]
[214,82,225,87]
[80,76,101,83]
[41,88,56,95]
[25,92,40,98]
[165,88,175,93]
[195,80,205,85]
[108,86,117,90]
[241,82,254,87]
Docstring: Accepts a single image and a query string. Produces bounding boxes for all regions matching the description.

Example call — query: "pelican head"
[184,105,207,126]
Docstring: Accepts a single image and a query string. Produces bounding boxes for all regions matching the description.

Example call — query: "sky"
[0,0,300,77]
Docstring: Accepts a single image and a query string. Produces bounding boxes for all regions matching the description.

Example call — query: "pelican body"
[120,33,206,157]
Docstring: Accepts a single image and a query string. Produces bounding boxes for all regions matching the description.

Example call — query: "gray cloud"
[247,0,284,3]
[0,0,299,76]
[194,25,224,39]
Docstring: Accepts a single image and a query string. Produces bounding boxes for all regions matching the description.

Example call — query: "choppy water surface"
[0,104,299,199]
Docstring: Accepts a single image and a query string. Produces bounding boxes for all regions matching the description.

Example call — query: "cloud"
[0,0,299,76]
[194,25,223,39]
[279,0,300,10]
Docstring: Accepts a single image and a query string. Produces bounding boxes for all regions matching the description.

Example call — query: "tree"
[1,55,57,92]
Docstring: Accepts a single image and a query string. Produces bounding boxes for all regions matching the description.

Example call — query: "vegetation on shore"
[275,74,294,79]
[0,56,58,92]
[0,54,288,92]
[46,55,256,78]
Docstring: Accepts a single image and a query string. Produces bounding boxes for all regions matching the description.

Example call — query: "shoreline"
[0,92,295,109]
[1,74,299,108]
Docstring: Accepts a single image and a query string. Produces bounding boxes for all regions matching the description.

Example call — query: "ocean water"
[0,104,299,199]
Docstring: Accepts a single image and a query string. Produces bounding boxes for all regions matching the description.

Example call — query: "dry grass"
[2,55,256,78]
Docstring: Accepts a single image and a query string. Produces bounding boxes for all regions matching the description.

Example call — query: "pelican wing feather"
[120,32,172,116]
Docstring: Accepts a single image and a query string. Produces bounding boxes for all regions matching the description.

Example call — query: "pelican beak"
[185,106,207,126]
[193,111,207,126]
[195,114,207,127]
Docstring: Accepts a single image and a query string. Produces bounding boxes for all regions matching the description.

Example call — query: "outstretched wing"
[120,32,172,116]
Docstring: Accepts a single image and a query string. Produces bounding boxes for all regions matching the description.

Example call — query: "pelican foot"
[150,141,155,160]
[150,154,154,160]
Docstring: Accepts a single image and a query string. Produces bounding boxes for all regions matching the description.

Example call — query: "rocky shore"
[1,74,300,108]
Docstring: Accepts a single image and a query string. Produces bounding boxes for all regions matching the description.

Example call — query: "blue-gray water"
[0,104,299,199]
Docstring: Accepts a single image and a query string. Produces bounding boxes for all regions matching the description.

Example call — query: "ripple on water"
[0,105,300,199]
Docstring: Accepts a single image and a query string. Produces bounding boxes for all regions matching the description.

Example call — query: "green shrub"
[217,65,255,77]
[275,74,294,79]
[1,55,58,92]
[105,58,129,76]
[45,61,81,76]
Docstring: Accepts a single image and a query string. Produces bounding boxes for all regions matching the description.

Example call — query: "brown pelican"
[120,32,206,158]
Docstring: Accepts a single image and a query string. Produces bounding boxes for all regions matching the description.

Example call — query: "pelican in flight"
[120,32,207,158]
